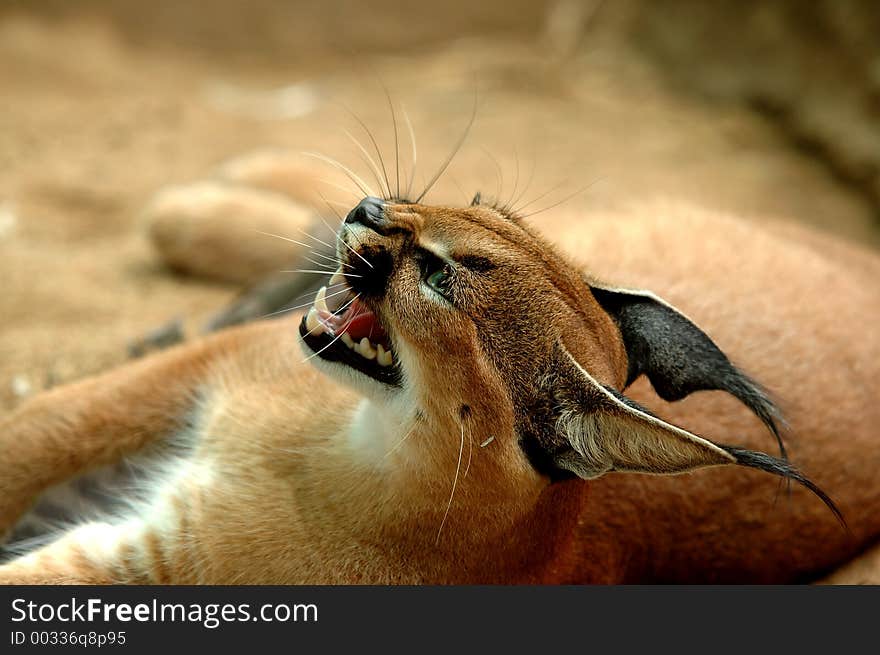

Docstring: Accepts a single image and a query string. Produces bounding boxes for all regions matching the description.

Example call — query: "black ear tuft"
[591,285,787,458]
[470,191,482,206]
[719,445,846,529]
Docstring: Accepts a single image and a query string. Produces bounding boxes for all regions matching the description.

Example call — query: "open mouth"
[298,270,401,386]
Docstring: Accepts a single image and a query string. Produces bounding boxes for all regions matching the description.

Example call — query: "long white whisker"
[506,145,521,211]
[280,269,362,277]
[345,129,390,198]
[301,292,359,338]
[402,106,418,200]
[296,228,336,251]
[317,178,361,199]
[510,150,537,210]
[259,286,350,319]
[383,424,418,460]
[312,193,346,232]
[449,175,471,205]
[463,420,474,479]
[253,230,314,251]
[303,256,337,270]
[315,192,375,269]
[480,147,504,204]
[384,87,400,198]
[262,305,307,320]
[300,294,362,362]
[520,178,604,219]
[416,91,478,204]
[257,226,352,274]
[308,248,354,269]
[329,291,360,317]
[343,106,392,201]
[341,230,375,269]
[513,179,569,215]
[302,151,376,198]
[436,421,465,545]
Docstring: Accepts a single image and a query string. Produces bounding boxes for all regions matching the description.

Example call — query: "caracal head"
[298,195,841,522]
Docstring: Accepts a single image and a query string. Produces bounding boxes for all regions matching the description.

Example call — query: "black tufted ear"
[589,284,787,458]
[548,343,843,526]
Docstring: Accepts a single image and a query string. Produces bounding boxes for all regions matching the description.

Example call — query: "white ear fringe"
[555,344,735,479]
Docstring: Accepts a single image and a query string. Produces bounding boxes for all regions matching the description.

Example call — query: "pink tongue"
[319,300,387,342]
[342,313,387,341]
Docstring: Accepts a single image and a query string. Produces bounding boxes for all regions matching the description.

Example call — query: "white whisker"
[340,228,375,270]
[300,294,361,362]
[297,229,336,251]
[308,248,353,269]
[302,151,376,198]
[280,269,357,276]
[415,92,477,204]
[383,424,418,460]
[317,178,361,199]
[345,129,391,198]
[261,287,352,319]
[301,294,359,339]
[512,179,569,215]
[343,106,392,201]
[330,292,359,317]
[315,192,375,270]
[260,290,341,319]
[464,421,474,479]
[402,105,418,200]
[510,150,537,211]
[261,306,305,320]
[384,88,401,198]
[449,175,471,205]
[303,256,337,270]
[520,177,604,219]
[481,147,505,204]
[253,230,314,251]
[436,421,465,545]
[507,145,521,211]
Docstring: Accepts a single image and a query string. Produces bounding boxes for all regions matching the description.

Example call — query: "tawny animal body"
[1,190,878,584]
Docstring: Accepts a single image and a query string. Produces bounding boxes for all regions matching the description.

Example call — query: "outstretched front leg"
[0,325,252,542]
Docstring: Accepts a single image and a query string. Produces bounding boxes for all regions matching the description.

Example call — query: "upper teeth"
[314,285,330,313]
[304,270,394,367]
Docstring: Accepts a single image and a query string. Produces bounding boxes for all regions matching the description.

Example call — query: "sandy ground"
[1,5,878,410]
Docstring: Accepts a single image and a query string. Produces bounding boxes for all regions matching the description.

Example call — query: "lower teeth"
[306,310,393,367]
[304,282,394,367]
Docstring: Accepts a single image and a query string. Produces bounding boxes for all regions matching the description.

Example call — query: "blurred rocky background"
[1,0,878,407]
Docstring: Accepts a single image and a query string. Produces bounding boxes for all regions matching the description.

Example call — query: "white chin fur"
[298,333,401,401]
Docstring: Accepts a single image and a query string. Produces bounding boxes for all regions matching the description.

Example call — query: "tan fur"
[817,542,880,585]
[146,182,316,284]
[1,172,878,584]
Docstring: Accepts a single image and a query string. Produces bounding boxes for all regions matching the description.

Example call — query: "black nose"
[345,197,388,233]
